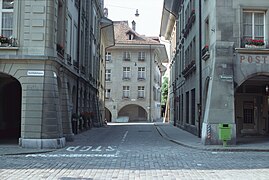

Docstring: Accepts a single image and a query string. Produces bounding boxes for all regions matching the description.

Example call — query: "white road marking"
[91,146,102,152]
[79,146,92,151]
[66,146,80,151]
[121,131,128,144]
[106,146,115,151]
[26,153,119,158]
[66,146,117,152]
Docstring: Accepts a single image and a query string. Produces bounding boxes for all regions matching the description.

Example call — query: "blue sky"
[104,0,164,37]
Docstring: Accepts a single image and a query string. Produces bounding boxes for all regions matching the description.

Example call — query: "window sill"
[0,46,19,50]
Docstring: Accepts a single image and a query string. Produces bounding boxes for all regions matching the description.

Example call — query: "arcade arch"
[0,73,21,143]
[118,104,147,122]
[235,75,269,137]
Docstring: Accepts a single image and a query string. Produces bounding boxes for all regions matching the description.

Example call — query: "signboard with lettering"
[27,70,44,76]
[239,55,269,64]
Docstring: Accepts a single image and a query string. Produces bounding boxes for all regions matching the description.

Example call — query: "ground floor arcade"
[0,59,104,148]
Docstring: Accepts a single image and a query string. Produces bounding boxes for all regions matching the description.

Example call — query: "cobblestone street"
[1,123,269,179]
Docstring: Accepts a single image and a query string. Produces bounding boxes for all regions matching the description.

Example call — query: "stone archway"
[0,73,22,143]
[118,104,147,122]
[235,75,269,137]
[105,107,112,122]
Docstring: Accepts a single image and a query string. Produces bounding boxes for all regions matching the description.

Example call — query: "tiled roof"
[113,21,160,45]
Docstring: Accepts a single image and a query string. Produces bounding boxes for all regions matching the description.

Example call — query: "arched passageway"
[235,75,269,140]
[105,108,112,122]
[118,104,147,122]
[0,74,21,143]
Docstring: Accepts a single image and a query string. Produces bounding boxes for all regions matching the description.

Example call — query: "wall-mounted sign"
[240,55,269,64]
[27,70,44,76]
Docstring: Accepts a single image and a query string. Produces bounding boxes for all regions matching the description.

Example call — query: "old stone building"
[161,0,269,145]
[105,21,168,122]
[0,0,114,148]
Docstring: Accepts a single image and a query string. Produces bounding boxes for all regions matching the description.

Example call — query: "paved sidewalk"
[0,144,54,156]
[155,122,269,152]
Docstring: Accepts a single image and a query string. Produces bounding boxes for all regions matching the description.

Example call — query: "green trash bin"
[218,124,232,146]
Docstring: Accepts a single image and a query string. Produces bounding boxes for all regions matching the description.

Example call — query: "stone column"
[20,65,65,149]
[201,42,236,145]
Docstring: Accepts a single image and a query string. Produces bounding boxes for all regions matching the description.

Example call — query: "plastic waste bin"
[218,124,232,146]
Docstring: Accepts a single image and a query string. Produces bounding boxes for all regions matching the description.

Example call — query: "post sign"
[239,55,269,64]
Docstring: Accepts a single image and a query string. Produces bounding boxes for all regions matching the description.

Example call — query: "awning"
[100,17,115,48]
[159,0,181,40]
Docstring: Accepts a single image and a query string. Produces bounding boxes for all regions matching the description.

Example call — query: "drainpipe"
[198,0,202,138]
[149,44,152,122]
[76,0,81,116]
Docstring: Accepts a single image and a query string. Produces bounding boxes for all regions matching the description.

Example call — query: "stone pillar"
[111,104,118,122]
[201,42,236,145]
[60,73,74,141]
[20,66,65,149]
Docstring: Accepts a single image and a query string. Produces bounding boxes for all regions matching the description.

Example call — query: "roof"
[113,21,160,45]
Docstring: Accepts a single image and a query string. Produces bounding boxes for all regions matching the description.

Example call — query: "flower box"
[245,44,265,49]
[244,39,265,47]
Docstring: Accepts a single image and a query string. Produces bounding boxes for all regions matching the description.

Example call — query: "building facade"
[0,0,114,148]
[105,21,168,122]
[161,0,269,145]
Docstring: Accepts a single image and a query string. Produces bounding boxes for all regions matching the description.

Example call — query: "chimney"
[132,20,136,31]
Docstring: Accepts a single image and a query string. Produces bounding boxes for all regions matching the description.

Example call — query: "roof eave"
[159,0,181,40]
[101,17,115,48]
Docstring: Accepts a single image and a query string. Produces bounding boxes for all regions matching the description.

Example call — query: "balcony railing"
[73,61,79,70]
[57,43,64,57]
[81,65,86,74]
[67,54,72,65]
[182,60,196,78]
[183,9,196,38]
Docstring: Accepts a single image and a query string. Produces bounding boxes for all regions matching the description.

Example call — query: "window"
[192,37,196,61]
[138,67,145,80]
[66,15,72,58]
[0,0,14,38]
[123,86,130,98]
[123,67,131,79]
[205,18,209,46]
[243,11,265,40]
[138,51,145,61]
[191,89,195,125]
[73,24,78,62]
[138,86,145,98]
[105,69,111,81]
[105,52,111,62]
[123,51,130,60]
[56,0,65,57]
[180,94,183,124]
[186,91,189,124]
[127,32,135,40]
[105,89,111,99]
[243,102,254,124]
